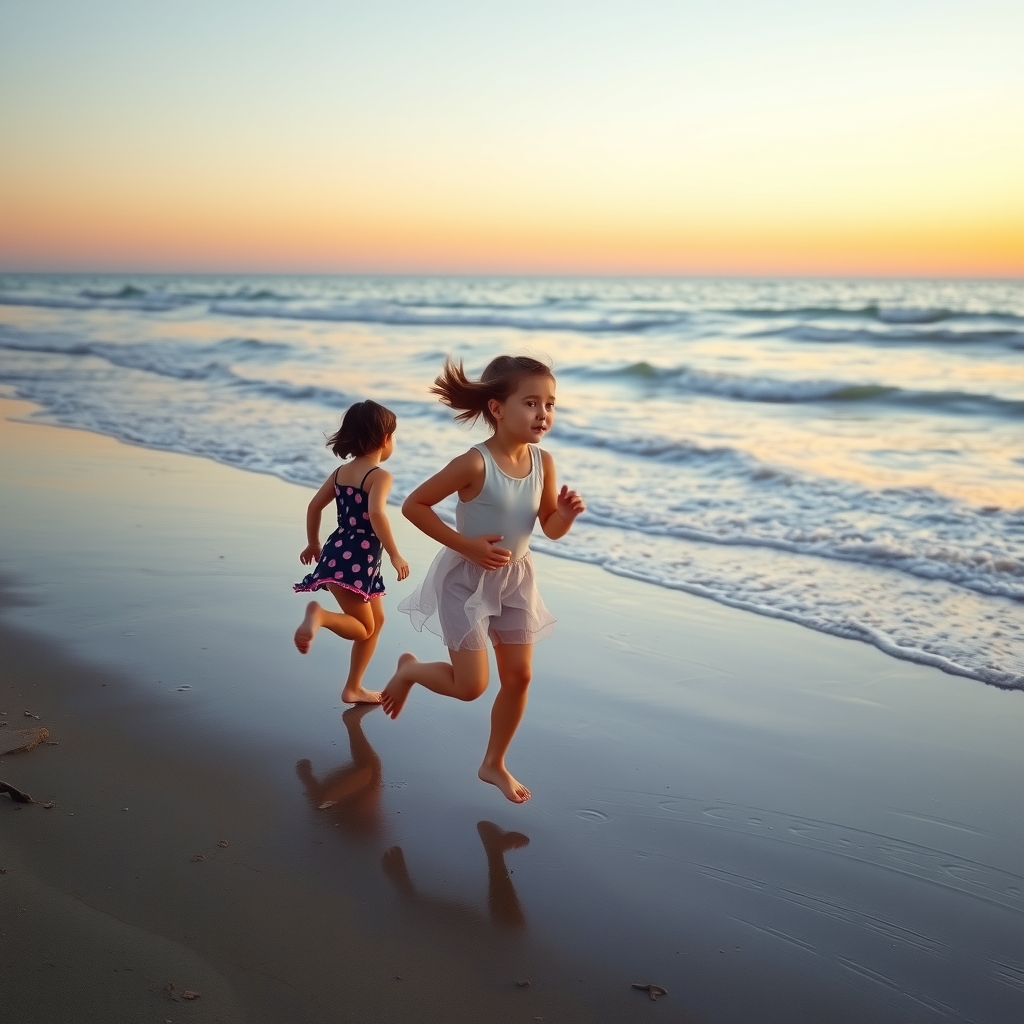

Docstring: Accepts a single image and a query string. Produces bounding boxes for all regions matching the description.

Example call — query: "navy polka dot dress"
[294,467,386,601]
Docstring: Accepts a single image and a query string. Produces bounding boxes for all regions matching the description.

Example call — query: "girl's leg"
[479,642,533,803]
[380,647,488,719]
[294,586,374,654]
[342,598,385,704]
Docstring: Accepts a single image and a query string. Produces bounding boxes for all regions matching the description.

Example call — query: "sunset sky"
[1,1,1021,275]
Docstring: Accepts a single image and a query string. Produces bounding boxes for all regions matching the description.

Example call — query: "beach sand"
[1,395,1021,1024]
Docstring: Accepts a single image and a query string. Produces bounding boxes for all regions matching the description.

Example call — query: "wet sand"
[1,396,1021,1023]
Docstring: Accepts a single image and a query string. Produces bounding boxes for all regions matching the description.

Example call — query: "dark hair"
[430,355,554,428]
[326,400,397,458]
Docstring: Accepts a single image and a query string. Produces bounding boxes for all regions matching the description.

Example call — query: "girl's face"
[491,374,556,443]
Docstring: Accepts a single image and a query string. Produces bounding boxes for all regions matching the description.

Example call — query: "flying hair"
[326,400,397,458]
[430,355,554,428]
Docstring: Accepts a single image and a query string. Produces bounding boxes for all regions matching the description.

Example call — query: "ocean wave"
[563,361,1024,417]
[553,421,747,468]
[778,325,1024,348]
[576,494,1024,602]
[530,535,1023,690]
[80,284,148,300]
[6,280,1023,343]
[0,283,295,312]
[0,329,456,429]
[0,331,298,381]
[729,303,1024,327]
[209,298,686,333]
[0,292,187,313]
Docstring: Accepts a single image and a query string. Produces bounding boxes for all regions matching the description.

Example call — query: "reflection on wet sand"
[383,821,530,930]
[298,704,530,930]
[296,703,383,839]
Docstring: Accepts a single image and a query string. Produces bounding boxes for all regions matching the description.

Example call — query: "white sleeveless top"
[455,443,544,562]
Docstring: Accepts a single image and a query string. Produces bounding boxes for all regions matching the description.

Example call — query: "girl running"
[381,356,585,802]
[294,400,410,704]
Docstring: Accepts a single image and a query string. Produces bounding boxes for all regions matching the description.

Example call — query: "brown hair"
[430,355,554,428]
[326,400,397,458]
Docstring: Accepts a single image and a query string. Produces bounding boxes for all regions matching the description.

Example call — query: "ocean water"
[0,274,1021,689]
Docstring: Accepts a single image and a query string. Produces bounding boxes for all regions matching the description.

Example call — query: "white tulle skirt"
[398,548,556,651]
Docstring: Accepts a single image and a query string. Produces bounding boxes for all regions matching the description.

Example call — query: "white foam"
[2,273,1023,691]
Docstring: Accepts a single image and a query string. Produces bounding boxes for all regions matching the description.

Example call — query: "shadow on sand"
[297,703,530,929]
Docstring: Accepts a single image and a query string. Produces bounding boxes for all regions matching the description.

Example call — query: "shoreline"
[4,391,1018,692]
[1,396,1022,1023]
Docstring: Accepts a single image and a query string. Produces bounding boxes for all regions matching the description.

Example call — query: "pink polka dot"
[361,540,370,549]
[346,487,353,495]
[354,580,363,589]
[342,551,352,559]
[334,540,343,547]
[352,565,361,573]
[354,494,362,504]
[362,512,369,519]
[349,517,357,525]
[328,559,336,567]
[334,571,343,579]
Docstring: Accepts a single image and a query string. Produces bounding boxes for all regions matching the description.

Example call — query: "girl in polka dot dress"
[293,400,410,704]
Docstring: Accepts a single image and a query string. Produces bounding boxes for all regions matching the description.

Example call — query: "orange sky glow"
[2,2,1021,277]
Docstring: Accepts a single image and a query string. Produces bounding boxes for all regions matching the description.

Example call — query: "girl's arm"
[538,449,585,540]
[365,470,410,581]
[402,451,512,569]
[299,473,339,564]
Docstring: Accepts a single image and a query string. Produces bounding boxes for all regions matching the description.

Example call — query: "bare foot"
[341,685,382,705]
[478,763,531,803]
[380,653,417,720]
[294,602,323,654]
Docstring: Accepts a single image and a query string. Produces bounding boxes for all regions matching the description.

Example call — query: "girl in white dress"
[382,355,585,803]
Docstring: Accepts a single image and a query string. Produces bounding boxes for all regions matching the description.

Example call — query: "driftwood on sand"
[0,725,53,804]
[0,779,34,803]
[1,726,49,756]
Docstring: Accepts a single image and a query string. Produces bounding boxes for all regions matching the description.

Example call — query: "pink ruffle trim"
[293,580,384,603]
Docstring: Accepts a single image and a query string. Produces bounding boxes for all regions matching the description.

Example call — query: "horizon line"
[2,267,1022,283]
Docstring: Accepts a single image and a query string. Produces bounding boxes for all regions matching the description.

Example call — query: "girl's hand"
[556,485,586,522]
[463,534,512,570]
[300,542,321,565]
[391,554,410,581]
